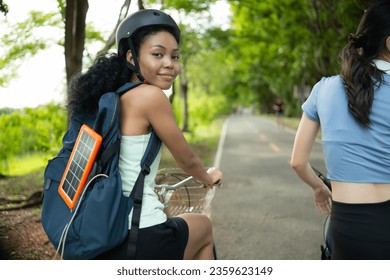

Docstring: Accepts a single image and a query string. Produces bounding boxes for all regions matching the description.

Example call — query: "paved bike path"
[211,113,327,260]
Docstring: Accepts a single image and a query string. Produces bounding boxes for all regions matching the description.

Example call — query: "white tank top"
[119,133,166,228]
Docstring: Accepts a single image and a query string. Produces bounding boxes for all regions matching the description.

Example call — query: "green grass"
[0,169,44,197]
[0,153,51,197]
[3,153,51,176]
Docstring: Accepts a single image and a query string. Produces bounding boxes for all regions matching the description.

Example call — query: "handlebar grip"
[312,166,332,191]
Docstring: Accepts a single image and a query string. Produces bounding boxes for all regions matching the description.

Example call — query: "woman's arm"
[143,86,222,187]
[290,114,331,214]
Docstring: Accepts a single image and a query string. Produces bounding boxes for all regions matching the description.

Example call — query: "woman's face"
[129,30,180,90]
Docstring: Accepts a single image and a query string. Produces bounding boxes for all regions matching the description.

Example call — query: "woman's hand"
[206,167,223,188]
[313,185,332,215]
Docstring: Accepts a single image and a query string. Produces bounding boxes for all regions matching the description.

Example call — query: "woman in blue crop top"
[66,10,223,260]
[291,1,390,260]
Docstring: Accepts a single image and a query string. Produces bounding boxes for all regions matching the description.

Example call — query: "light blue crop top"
[302,73,390,183]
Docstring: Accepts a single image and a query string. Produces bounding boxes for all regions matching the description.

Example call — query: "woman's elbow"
[290,157,306,173]
[176,153,200,172]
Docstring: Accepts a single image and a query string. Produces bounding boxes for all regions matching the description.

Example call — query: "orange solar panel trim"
[58,125,102,209]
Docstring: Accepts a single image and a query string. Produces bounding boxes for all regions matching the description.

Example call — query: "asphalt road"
[211,113,328,260]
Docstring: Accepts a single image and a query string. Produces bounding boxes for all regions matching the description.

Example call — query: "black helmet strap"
[127,37,146,83]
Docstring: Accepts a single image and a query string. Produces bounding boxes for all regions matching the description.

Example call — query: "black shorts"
[331,199,390,260]
[95,217,189,260]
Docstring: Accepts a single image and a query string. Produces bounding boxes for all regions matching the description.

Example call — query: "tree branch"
[95,0,132,58]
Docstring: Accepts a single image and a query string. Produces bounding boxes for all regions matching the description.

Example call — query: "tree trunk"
[169,82,176,103]
[64,0,89,85]
[137,0,145,9]
[180,78,189,132]
[178,61,190,132]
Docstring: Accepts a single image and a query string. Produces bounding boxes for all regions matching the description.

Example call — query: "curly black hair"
[66,53,131,117]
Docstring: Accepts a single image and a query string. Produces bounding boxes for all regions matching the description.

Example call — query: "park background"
[0,0,370,259]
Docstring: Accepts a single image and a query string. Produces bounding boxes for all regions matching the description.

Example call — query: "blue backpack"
[41,82,161,259]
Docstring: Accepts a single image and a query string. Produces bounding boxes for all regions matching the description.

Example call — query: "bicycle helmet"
[116,9,180,49]
[116,9,180,82]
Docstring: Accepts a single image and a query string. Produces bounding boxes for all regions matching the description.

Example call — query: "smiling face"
[127,30,180,90]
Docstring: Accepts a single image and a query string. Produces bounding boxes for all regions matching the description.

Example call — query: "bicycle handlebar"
[312,166,332,191]
[154,176,201,191]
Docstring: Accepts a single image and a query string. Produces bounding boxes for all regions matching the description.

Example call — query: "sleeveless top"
[119,133,166,228]
[302,61,390,183]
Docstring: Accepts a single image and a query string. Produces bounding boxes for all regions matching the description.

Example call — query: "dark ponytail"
[340,1,390,127]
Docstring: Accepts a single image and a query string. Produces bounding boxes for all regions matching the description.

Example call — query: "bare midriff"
[332,181,390,203]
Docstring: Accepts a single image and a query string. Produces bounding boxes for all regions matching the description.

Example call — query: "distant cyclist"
[272,97,285,126]
[291,1,390,259]
[67,9,223,260]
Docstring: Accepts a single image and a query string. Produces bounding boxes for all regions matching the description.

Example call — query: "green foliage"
[172,86,229,130]
[225,0,370,116]
[56,0,66,21]
[0,112,23,172]
[0,0,8,16]
[0,103,67,175]
[189,93,229,128]
[171,24,233,131]
[0,11,62,86]
[148,0,216,12]
[6,153,50,176]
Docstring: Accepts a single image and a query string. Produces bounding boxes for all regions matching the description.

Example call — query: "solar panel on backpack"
[58,124,102,209]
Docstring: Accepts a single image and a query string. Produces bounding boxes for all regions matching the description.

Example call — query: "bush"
[0,103,66,174]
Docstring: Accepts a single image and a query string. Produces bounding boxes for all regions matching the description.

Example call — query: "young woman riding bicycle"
[67,9,223,260]
[291,1,390,260]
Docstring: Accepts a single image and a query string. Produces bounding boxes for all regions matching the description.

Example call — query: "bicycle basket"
[154,168,215,218]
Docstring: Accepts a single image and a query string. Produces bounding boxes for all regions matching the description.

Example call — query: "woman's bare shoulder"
[122,84,167,102]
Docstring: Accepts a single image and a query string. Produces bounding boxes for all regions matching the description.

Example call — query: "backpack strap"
[116,82,143,96]
[98,81,159,259]
[97,82,143,169]
[126,130,162,259]
[117,82,161,258]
